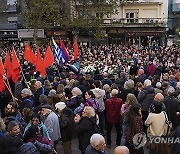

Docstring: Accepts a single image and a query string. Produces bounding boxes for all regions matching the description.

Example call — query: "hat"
[21,88,33,96]
[48,89,56,97]
[41,104,52,110]
[55,102,66,111]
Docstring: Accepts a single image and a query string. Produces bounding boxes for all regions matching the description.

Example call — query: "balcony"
[120,0,163,5]
[102,18,167,27]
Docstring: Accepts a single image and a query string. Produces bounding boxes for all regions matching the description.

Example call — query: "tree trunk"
[33,28,38,45]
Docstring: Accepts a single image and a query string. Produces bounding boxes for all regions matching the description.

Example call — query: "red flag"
[43,46,55,69]
[35,47,46,77]
[73,37,79,60]
[60,39,70,61]
[0,57,5,92]
[24,43,36,65]
[4,52,12,79]
[11,48,20,83]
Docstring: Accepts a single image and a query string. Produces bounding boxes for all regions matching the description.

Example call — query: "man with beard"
[5,102,21,127]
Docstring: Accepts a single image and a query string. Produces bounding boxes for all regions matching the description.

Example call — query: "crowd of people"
[0,43,179,154]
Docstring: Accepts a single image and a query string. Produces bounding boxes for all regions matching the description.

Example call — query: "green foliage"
[22,0,65,28]
[69,0,119,36]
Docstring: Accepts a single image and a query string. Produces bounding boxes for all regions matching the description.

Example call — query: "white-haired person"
[66,87,84,112]
[138,79,155,132]
[74,106,97,154]
[114,146,130,154]
[85,134,108,154]
[55,102,74,154]
[34,80,45,107]
[154,82,163,94]
[174,82,180,98]
[164,86,180,129]
[105,89,123,147]
[14,88,34,112]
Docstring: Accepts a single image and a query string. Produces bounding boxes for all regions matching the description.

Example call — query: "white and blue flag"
[52,37,67,64]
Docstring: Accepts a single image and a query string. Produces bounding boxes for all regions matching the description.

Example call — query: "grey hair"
[90,134,105,148]
[111,89,119,97]
[154,93,164,102]
[36,81,42,87]
[144,79,151,87]
[72,87,82,95]
[167,86,175,96]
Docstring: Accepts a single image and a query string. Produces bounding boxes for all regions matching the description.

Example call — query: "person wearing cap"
[41,104,60,150]
[55,102,74,154]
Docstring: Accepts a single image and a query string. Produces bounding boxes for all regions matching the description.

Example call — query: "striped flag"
[52,37,68,64]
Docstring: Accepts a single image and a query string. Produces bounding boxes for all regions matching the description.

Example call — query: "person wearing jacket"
[85,134,108,154]
[125,103,144,154]
[34,81,45,107]
[55,102,74,154]
[41,104,60,150]
[138,79,155,132]
[66,87,84,112]
[23,113,50,139]
[23,125,54,154]
[74,106,97,154]
[84,90,99,113]
[164,87,180,129]
[18,88,34,112]
[105,89,123,147]
[92,80,105,135]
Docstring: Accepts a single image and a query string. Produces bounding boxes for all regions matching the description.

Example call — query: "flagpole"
[50,39,62,78]
[54,62,61,78]
[0,57,15,100]
[12,47,30,89]
[3,78,15,100]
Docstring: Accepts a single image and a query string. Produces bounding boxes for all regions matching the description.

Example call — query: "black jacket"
[75,116,96,153]
[59,107,74,142]
[164,96,180,128]
[138,86,155,111]
[34,87,44,107]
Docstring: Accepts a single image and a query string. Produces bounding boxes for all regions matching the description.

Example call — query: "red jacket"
[105,97,123,123]
[146,63,156,77]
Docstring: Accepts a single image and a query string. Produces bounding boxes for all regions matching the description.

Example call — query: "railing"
[103,18,167,25]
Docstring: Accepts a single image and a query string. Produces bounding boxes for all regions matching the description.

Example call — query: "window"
[96,12,103,18]
[125,10,139,23]
[8,17,18,23]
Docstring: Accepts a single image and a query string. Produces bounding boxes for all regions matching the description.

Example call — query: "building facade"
[168,0,180,45]
[71,0,168,46]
